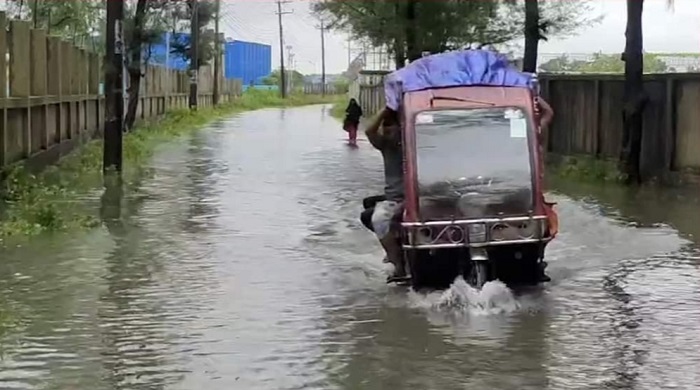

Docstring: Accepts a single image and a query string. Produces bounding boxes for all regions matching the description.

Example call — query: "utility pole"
[103,0,124,173]
[212,0,221,105]
[189,0,199,110]
[275,0,292,98]
[362,42,368,69]
[316,21,327,96]
[286,45,294,93]
[165,31,170,104]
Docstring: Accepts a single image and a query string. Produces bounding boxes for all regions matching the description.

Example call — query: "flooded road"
[0,105,699,389]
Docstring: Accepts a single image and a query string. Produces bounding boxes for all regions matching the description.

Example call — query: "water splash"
[439,277,520,314]
[407,277,520,315]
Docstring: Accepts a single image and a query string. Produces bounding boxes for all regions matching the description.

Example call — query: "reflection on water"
[549,176,700,243]
[0,105,698,389]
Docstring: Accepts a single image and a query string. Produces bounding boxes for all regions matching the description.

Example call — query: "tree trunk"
[124,0,149,131]
[393,40,406,69]
[620,0,647,184]
[522,0,540,73]
[404,0,420,63]
[391,1,406,69]
[124,69,141,131]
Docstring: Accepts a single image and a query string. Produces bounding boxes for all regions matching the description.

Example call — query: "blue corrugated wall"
[146,36,272,86]
[146,32,190,71]
[224,40,272,85]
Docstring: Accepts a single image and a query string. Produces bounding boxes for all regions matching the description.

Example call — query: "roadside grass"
[547,154,627,183]
[0,91,341,240]
[330,99,346,120]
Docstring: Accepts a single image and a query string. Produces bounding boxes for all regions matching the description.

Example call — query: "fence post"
[593,79,601,157]
[664,77,675,172]
[60,41,72,139]
[9,21,31,158]
[0,12,7,167]
[47,37,62,143]
[78,48,87,135]
[30,27,48,151]
[88,52,99,135]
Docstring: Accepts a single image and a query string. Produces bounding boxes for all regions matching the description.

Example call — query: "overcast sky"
[1,0,694,74]
[221,0,700,74]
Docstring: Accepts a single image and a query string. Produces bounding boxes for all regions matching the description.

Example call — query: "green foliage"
[0,91,340,241]
[5,0,218,69]
[167,0,219,68]
[314,1,510,56]
[508,0,603,41]
[549,155,627,183]
[7,0,103,49]
[540,53,669,73]
[313,0,598,65]
[332,77,350,94]
[330,99,347,120]
[261,70,306,87]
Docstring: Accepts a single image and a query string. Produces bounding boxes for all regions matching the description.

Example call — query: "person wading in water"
[343,98,363,146]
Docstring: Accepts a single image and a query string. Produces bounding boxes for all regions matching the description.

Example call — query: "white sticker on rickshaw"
[510,118,527,138]
[504,109,524,119]
[416,113,434,124]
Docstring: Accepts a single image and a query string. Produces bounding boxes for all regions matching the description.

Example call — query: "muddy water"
[0,105,698,390]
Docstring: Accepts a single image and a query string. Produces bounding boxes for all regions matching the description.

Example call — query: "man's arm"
[539,98,554,131]
[365,108,387,150]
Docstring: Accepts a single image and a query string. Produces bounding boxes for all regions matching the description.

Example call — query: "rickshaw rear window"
[414,107,534,219]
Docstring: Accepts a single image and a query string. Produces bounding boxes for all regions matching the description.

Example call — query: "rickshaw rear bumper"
[400,215,553,250]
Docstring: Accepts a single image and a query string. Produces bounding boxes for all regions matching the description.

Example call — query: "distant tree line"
[312,0,600,70]
[539,53,669,73]
[261,70,350,94]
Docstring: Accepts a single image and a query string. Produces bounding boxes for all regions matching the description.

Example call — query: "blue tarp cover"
[384,50,534,110]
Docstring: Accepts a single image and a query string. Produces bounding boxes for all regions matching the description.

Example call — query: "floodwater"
[0,105,699,390]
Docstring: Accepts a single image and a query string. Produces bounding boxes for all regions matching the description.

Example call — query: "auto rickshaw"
[384,50,558,290]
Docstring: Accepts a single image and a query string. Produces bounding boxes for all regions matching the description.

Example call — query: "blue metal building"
[146,32,190,71]
[224,40,272,85]
[145,35,272,88]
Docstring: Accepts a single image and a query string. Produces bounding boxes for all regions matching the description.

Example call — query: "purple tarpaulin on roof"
[384,50,534,110]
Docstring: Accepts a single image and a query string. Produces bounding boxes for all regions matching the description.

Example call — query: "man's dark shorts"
[360,195,386,232]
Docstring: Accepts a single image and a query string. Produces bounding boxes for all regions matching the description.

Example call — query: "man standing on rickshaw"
[362,107,408,283]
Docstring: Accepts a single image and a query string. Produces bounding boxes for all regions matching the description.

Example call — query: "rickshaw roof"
[384,50,534,111]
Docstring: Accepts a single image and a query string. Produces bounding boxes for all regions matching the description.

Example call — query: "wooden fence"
[350,70,700,180]
[539,73,700,180]
[354,71,389,115]
[0,12,242,172]
[302,82,343,95]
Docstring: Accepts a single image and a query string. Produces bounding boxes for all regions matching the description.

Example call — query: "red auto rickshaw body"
[396,85,557,289]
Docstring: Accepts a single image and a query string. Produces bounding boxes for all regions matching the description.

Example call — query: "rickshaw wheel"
[406,249,461,291]
[470,261,489,289]
[406,251,426,290]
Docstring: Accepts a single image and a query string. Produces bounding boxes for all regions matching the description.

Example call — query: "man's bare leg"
[371,200,407,282]
[380,233,406,280]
